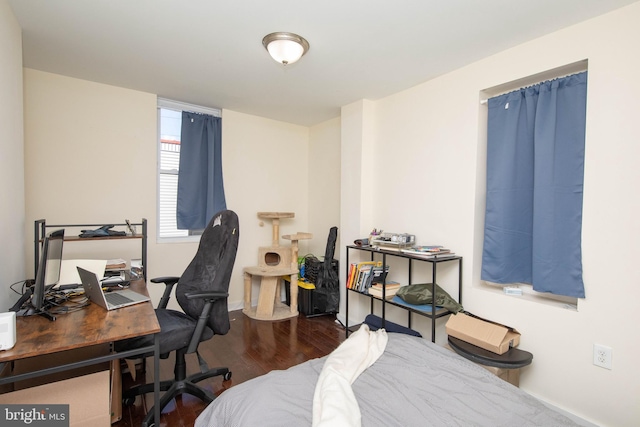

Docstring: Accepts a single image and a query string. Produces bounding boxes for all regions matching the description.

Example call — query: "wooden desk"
[0,280,161,427]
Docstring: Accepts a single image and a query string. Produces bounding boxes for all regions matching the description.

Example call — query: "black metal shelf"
[34,219,148,280]
[345,245,462,342]
[348,289,452,317]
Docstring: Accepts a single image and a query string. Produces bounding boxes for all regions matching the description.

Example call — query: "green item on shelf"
[395,283,463,313]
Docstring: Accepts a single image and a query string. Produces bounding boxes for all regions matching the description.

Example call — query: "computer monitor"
[32,229,65,315]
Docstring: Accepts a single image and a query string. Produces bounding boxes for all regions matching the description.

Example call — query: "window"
[479,61,588,307]
[157,99,222,240]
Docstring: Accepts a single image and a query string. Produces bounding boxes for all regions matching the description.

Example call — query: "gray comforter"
[196,333,581,427]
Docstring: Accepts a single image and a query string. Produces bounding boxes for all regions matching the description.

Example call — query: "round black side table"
[448,336,533,387]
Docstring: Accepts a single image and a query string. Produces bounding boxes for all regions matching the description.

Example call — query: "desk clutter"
[11,247,134,320]
[79,224,127,238]
[12,276,135,320]
[11,218,148,321]
[34,218,148,282]
[355,230,457,259]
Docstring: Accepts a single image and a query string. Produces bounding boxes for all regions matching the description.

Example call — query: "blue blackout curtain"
[481,72,587,298]
[177,111,226,230]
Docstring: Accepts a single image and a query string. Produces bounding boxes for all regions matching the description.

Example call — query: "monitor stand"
[10,290,57,322]
[35,308,56,322]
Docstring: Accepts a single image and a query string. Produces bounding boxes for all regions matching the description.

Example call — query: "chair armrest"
[183,292,228,354]
[150,276,180,285]
[185,295,224,354]
[150,276,180,309]
[184,291,228,301]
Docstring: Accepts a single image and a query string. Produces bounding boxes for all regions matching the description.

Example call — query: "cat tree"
[243,212,312,321]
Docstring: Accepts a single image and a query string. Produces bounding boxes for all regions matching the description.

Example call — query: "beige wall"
[21,70,321,310]
[308,117,342,257]
[22,68,159,299]
[220,109,311,308]
[341,3,640,426]
[0,0,25,311]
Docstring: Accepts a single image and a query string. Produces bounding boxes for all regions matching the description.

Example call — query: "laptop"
[77,266,150,310]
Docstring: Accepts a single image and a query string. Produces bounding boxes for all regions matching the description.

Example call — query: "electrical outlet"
[593,344,612,369]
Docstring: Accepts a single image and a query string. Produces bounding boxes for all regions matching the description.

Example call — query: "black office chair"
[116,210,239,426]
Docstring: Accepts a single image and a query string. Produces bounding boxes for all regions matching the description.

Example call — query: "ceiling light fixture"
[262,32,310,66]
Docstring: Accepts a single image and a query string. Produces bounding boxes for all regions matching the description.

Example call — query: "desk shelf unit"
[345,245,462,342]
[34,219,148,280]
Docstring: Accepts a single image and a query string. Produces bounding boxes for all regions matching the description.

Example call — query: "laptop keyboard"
[105,292,134,306]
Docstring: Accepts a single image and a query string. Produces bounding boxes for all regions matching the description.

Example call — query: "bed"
[195,329,582,427]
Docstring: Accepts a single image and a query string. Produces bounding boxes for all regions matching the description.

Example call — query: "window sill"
[479,281,579,311]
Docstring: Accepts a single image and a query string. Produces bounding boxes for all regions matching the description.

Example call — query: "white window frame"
[157,98,222,243]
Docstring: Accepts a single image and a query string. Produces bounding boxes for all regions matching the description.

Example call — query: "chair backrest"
[176,210,239,335]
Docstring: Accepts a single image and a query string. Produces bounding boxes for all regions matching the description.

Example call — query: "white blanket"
[312,324,388,427]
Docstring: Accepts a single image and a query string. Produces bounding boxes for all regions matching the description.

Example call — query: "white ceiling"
[8,0,638,127]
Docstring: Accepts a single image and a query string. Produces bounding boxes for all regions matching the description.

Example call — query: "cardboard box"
[4,345,121,424]
[11,343,111,390]
[445,312,520,354]
[0,370,110,426]
[110,360,122,424]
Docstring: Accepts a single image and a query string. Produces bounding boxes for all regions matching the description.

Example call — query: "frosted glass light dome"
[262,32,309,65]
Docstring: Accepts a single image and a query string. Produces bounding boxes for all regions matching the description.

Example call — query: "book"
[368,280,401,298]
[346,263,357,289]
[402,245,450,254]
[404,252,456,259]
[374,244,404,252]
[370,265,389,285]
[356,264,374,291]
[348,261,380,291]
[106,258,127,270]
[401,247,455,258]
[428,252,456,259]
[412,245,445,251]
[370,281,401,290]
[368,286,400,299]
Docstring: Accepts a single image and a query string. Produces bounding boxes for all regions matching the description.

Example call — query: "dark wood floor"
[113,309,346,427]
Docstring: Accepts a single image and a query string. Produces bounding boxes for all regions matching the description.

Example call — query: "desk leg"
[154,333,160,426]
[145,333,160,427]
[139,335,161,427]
